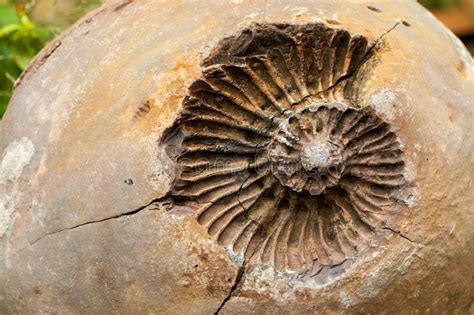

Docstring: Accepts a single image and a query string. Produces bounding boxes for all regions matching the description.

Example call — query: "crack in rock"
[5,196,170,261]
[321,21,401,97]
[210,22,407,311]
[382,226,422,246]
[214,266,245,315]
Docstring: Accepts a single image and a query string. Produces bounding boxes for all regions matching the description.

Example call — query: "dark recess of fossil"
[161,22,407,275]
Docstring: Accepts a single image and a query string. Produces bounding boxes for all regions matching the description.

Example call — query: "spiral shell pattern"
[162,23,406,274]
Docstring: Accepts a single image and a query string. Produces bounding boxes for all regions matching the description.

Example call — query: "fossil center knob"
[270,105,346,196]
[301,138,342,171]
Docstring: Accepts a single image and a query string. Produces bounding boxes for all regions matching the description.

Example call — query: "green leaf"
[0,4,19,27]
[11,53,31,70]
[35,26,54,42]
[0,94,9,118]
[0,1,104,119]
[0,23,21,36]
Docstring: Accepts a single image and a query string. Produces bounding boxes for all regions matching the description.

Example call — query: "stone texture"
[0,0,472,314]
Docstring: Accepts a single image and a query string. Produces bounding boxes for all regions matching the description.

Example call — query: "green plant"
[0,3,54,118]
[420,0,460,10]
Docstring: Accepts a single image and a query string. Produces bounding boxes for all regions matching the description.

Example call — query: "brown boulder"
[0,0,472,313]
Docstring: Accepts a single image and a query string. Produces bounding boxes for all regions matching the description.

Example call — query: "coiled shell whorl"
[162,23,407,276]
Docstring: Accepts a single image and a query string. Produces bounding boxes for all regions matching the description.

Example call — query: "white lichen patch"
[0,196,12,238]
[224,245,244,266]
[339,291,357,308]
[370,88,397,121]
[0,137,35,237]
[242,265,284,299]
[242,264,342,301]
[0,137,35,182]
[398,247,421,275]
[144,134,173,193]
[399,187,420,209]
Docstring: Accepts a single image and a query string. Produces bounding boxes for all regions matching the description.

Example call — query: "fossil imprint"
[163,23,406,274]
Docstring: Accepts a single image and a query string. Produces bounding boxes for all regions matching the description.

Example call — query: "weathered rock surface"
[0,0,472,314]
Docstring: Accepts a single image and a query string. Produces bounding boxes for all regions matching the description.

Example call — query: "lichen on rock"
[0,137,35,237]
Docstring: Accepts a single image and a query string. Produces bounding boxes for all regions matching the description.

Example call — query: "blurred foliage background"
[0,0,104,118]
[0,0,473,118]
[420,0,461,9]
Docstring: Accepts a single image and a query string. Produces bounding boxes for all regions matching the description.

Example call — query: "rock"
[0,0,472,313]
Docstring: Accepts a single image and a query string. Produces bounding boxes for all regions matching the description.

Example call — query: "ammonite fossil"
[163,23,406,274]
[1,1,472,314]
